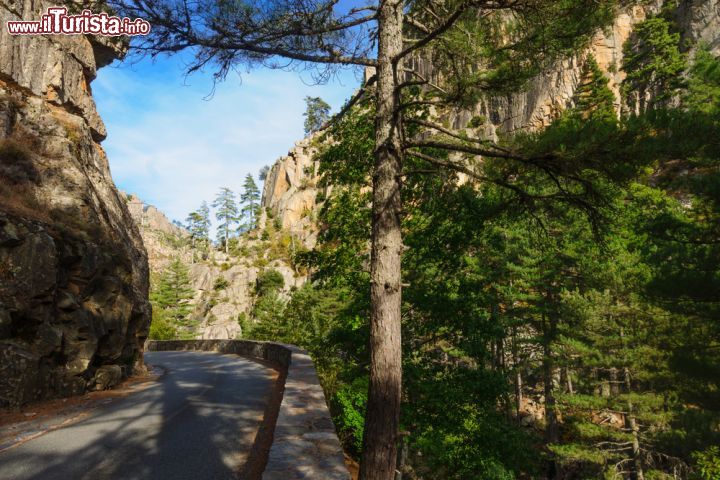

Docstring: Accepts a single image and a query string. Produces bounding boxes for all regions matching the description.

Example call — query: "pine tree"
[574,55,617,122]
[684,46,720,115]
[212,187,238,253]
[151,259,195,336]
[198,201,211,238]
[259,165,270,182]
[185,201,211,262]
[621,14,686,114]
[303,96,331,134]
[109,0,629,475]
[239,174,261,232]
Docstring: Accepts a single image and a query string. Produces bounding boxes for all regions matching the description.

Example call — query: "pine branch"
[406,118,510,152]
[404,139,529,161]
[395,0,517,62]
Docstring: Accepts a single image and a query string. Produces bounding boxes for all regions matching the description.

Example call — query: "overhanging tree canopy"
[108,0,623,477]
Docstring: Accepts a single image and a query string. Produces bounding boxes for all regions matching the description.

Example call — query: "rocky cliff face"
[125,193,192,271]
[260,135,324,249]
[0,0,151,407]
[679,0,720,54]
[125,192,304,341]
[189,250,305,340]
[446,0,718,134]
[261,1,719,228]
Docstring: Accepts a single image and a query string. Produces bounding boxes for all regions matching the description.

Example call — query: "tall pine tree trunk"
[624,366,644,480]
[543,344,559,444]
[512,326,523,419]
[565,367,574,395]
[621,326,644,480]
[359,1,404,478]
[543,313,560,479]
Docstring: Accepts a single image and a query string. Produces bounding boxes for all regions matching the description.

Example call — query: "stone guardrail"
[145,340,350,480]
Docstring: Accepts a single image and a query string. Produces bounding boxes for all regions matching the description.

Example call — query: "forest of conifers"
[241,8,720,480]
[122,0,720,477]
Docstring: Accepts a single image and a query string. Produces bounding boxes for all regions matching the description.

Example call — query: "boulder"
[93,365,123,391]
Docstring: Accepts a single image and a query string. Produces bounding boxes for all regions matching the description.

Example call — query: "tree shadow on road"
[0,351,276,480]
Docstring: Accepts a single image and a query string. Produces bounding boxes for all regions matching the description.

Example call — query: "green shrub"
[237,312,248,327]
[256,269,285,296]
[693,446,720,480]
[333,376,368,456]
[206,295,218,309]
[214,277,229,290]
[250,292,286,326]
[148,309,177,340]
[468,115,487,128]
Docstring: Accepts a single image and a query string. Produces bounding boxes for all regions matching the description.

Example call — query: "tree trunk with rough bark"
[622,326,644,480]
[359,1,404,479]
[543,314,560,479]
[512,326,523,419]
[224,225,229,255]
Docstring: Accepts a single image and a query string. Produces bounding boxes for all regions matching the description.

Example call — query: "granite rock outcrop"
[0,0,151,407]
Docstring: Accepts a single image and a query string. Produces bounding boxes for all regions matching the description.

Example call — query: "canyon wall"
[260,135,323,249]
[0,0,151,407]
[126,192,304,341]
[260,1,719,229]
[446,0,718,134]
[125,193,191,270]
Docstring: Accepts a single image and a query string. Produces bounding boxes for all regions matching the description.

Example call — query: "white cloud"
[94,57,361,230]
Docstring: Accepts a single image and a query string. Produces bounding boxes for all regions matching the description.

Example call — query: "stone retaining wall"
[145,340,350,480]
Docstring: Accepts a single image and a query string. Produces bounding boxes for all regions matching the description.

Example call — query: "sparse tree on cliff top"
[240,174,261,231]
[259,165,270,182]
[198,201,211,237]
[303,96,331,134]
[212,187,238,254]
[110,0,621,476]
[186,201,212,261]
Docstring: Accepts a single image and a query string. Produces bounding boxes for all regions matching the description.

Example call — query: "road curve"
[0,351,278,480]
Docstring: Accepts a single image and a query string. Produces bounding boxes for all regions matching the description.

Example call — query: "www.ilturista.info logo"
[6,7,150,36]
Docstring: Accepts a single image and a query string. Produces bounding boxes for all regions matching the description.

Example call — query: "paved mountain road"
[0,351,278,480]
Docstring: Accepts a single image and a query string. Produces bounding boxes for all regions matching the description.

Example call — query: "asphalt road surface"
[0,351,277,480]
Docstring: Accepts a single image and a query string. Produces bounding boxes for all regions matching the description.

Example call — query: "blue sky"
[94,54,363,225]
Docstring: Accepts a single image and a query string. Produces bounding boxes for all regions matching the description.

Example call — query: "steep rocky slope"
[444,0,719,133]
[126,193,304,340]
[260,135,324,249]
[0,0,150,407]
[187,232,306,340]
[678,0,720,52]
[125,193,191,270]
[261,1,720,217]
